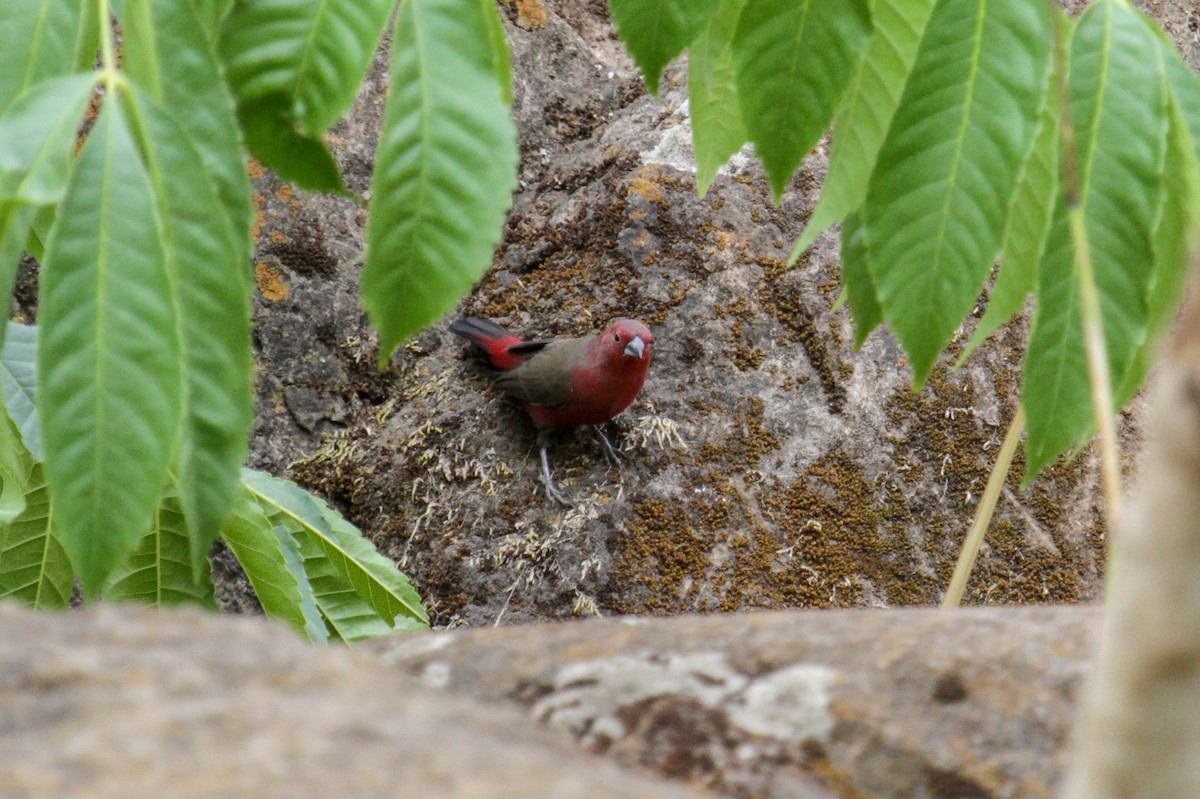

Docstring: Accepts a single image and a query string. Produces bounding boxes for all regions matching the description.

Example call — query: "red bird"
[450,316,653,503]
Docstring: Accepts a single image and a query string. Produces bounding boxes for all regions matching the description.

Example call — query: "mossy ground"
[286,156,1115,626]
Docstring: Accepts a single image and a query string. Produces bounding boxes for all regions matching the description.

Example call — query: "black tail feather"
[449,317,516,345]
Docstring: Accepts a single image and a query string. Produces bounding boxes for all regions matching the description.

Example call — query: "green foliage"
[733,0,871,201]
[0,322,428,639]
[361,0,518,363]
[0,0,490,635]
[607,0,1200,480]
[688,0,747,197]
[611,0,718,96]
[40,98,183,598]
[790,0,937,257]
[1024,1,1171,477]
[219,0,394,189]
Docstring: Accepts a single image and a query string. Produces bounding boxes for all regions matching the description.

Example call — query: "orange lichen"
[254,262,289,301]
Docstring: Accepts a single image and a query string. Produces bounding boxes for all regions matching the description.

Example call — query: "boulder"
[0,604,711,799]
[376,604,1100,799]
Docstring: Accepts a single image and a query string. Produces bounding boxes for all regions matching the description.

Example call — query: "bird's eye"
[613,333,620,342]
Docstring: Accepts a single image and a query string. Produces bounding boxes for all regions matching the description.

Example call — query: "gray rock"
[375,604,1100,799]
[0,604,711,799]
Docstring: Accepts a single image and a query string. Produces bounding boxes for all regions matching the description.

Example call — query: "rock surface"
[376,604,1100,799]
[245,0,1200,625]
[0,604,711,799]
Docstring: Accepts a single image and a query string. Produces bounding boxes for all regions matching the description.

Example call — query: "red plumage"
[450,316,654,503]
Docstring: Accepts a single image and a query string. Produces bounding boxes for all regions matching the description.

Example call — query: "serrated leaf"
[733,0,872,201]
[0,463,72,610]
[121,85,253,578]
[688,0,747,197]
[482,0,513,105]
[611,0,718,96]
[39,98,184,597]
[363,0,518,363]
[103,493,216,607]
[221,486,328,643]
[840,209,882,348]
[863,0,1052,386]
[1023,0,1168,479]
[0,407,28,524]
[1159,28,1200,165]
[193,0,235,36]
[0,322,40,459]
[219,0,392,186]
[237,106,345,193]
[0,0,88,115]
[959,16,1066,365]
[122,0,255,276]
[790,0,937,259]
[242,468,429,642]
[73,0,99,71]
[1117,93,1200,404]
[22,203,56,263]
[0,73,97,204]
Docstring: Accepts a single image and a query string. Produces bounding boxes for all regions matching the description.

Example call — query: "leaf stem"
[1069,208,1124,527]
[942,406,1024,608]
[97,0,118,91]
[1050,3,1124,530]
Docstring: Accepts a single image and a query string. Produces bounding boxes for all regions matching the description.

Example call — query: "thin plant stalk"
[1051,4,1124,531]
[942,406,1024,608]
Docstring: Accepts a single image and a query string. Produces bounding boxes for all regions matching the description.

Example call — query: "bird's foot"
[592,425,622,472]
[539,442,575,506]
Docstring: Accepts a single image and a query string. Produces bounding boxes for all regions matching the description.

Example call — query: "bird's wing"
[493,337,587,407]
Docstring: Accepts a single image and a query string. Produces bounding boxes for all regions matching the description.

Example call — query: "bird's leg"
[591,425,622,471]
[537,429,574,506]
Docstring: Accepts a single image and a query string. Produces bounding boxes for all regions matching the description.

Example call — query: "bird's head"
[601,318,653,366]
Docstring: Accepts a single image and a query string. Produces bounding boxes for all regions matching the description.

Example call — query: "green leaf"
[0,322,41,459]
[959,17,1066,365]
[23,203,56,263]
[482,0,513,105]
[73,0,99,71]
[840,209,882,348]
[363,0,518,363]
[1159,27,1200,166]
[0,0,88,115]
[121,85,253,579]
[733,0,872,201]
[103,493,216,607]
[610,0,719,96]
[242,469,429,641]
[863,0,1052,386]
[0,463,72,610]
[790,0,937,259]
[688,0,747,197]
[39,98,184,598]
[221,486,328,643]
[0,408,28,524]
[1117,93,1200,405]
[237,106,345,193]
[122,0,255,275]
[193,0,236,37]
[1023,0,1169,479]
[219,0,393,186]
[0,73,97,204]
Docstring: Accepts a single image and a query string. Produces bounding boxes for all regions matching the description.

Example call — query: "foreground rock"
[376,604,1099,799]
[0,605,708,799]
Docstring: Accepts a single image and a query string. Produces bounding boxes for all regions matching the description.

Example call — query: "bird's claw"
[539,441,576,506]
[592,425,623,472]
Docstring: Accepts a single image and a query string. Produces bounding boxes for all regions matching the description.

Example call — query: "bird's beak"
[624,336,646,359]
